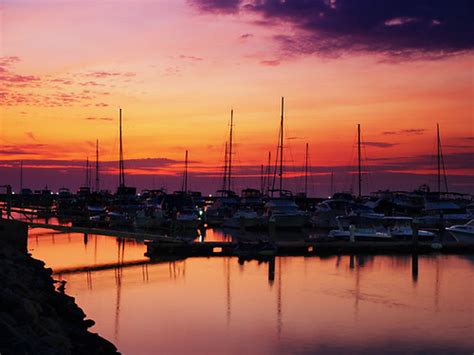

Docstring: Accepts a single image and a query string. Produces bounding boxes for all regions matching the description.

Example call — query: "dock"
[145,239,474,258]
[28,222,179,242]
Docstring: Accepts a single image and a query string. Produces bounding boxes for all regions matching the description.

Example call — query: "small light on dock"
[213,247,223,253]
[308,246,314,252]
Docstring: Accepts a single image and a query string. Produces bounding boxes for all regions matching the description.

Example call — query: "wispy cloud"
[0,57,116,107]
[382,129,426,136]
[260,59,280,66]
[364,141,398,148]
[83,71,136,78]
[179,54,204,61]
[25,132,36,140]
[239,33,253,41]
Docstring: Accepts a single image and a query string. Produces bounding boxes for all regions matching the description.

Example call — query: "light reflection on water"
[28,227,474,355]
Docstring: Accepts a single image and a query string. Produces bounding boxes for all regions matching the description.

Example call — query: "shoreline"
[0,220,119,355]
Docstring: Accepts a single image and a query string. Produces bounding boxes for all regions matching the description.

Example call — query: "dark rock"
[0,239,120,355]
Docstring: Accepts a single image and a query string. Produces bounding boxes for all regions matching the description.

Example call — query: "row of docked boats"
[13,183,469,243]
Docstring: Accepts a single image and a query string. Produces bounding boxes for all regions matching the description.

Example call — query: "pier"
[145,239,474,258]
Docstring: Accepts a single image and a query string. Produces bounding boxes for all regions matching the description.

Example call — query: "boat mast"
[304,142,309,197]
[20,161,23,191]
[119,108,125,188]
[183,150,188,193]
[266,151,271,195]
[279,97,284,195]
[222,141,228,193]
[88,157,92,189]
[357,123,362,198]
[260,164,264,195]
[228,109,233,192]
[95,139,99,192]
[437,123,441,195]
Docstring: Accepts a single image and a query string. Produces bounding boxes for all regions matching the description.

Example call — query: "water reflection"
[27,228,474,354]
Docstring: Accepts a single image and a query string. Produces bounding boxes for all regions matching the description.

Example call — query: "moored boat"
[446,220,474,243]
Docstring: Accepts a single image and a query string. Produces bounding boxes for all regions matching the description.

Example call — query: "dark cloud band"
[191,0,473,59]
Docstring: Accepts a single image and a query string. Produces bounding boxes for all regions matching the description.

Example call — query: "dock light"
[213,247,223,253]
[209,194,212,197]
[12,192,15,194]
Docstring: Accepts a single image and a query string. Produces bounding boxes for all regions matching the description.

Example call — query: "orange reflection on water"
[28,231,474,354]
[28,228,147,272]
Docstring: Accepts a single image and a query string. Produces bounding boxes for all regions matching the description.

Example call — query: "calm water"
[28,226,474,354]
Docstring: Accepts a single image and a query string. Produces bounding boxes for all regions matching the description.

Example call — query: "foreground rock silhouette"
[0,237,119,355]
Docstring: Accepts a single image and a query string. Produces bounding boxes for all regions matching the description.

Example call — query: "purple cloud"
[191,0,473,59]
[190,0,240,14]
[363,141,398,148]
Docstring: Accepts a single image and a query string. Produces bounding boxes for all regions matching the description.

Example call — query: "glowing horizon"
[1,0,473,194]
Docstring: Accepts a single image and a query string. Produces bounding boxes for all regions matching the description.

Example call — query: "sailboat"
[206,110,240,226]
[116,108,136,197]
[415,124,470,227]
[311,124,375,228]
[175,150,202,230]
[264,97,307,229]
[107,109,139,229]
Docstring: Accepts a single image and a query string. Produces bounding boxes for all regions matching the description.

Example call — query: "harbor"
[1,1,473,353]
[1,98,473,354]
[8,223,474,354]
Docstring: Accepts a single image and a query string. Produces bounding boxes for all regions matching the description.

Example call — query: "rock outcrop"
[0,238,119,355]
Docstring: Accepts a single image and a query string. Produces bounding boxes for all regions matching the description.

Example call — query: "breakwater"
[0,219,119,355]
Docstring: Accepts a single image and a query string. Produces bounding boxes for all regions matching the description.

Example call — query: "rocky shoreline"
[0,234,119,355]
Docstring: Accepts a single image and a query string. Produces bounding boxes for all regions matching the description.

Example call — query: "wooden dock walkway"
[29,222,179,243]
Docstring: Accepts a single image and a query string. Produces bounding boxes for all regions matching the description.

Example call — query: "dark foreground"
[0,235,119,355]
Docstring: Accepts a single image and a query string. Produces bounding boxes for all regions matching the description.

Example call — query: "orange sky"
[0,0,473,194]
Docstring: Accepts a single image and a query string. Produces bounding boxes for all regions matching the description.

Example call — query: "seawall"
[0,219,119,354]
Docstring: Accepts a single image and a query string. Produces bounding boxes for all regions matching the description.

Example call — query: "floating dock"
[145,239,474,258]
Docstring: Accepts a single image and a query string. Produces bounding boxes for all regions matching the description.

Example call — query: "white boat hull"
[329,230,392,241]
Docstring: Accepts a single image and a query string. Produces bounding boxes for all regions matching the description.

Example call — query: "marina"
[19,225,474,354]
[1,1,473,353]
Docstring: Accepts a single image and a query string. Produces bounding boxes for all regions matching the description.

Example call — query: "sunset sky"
[1,0,473,195]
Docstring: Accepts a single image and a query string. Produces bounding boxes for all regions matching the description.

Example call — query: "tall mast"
[20,161,23,191]
[279,97,284,194]
[260,164,264,195]
[88,157,92,189]
[357,123,362,198]
[304,143,309,197]
[183,150,188,193]
[119,108,125,187]
[95,139,99,192]
[228,109,233,192]
[222,142,228,193]
[437,123,441,195]
[266,151,271,195]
